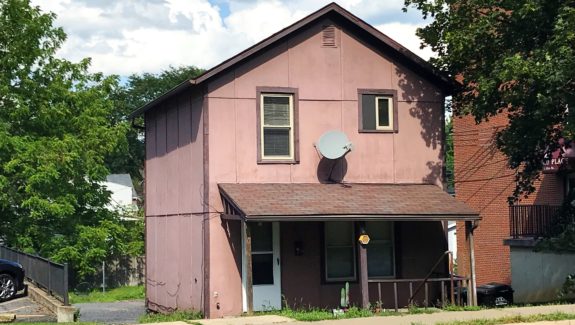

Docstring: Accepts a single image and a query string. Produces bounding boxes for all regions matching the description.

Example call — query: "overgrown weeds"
[138,310,203,323]
[70,285,145,304]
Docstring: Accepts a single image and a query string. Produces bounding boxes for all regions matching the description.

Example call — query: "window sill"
[359,129,398,133]
[324,279,358,284]
[257,159,299,165]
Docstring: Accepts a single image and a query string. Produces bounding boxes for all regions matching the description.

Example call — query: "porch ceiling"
[218,183,480,221]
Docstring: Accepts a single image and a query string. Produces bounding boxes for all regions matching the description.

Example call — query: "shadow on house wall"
[395,62,445,186]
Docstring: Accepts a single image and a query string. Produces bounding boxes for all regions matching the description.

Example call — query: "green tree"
[404,0,575,201]
[445,118,454,192]
[0,0,135,281]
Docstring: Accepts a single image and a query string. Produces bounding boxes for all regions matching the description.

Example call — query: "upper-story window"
[257,87,299,163]
[358,89,398,133]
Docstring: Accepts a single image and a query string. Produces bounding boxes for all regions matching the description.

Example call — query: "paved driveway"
[0,295,56,323]
[75,300,146,324]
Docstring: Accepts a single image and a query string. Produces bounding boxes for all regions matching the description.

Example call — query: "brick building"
[454,113,564,286]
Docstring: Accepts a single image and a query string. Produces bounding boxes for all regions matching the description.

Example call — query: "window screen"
[324,222,356,281]
[261,94,293,159]
[366,221,394,278]
[250,223,274,285]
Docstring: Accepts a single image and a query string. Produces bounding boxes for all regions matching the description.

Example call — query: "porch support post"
[466,220,478,306]
[356,221,369,309]
[244,221,254,314]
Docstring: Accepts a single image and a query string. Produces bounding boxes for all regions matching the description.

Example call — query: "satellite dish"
[316,130,353,159]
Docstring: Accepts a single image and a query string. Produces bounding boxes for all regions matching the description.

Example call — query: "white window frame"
[375,96,394,131]
[324,222,357,282]
[260,93,294,160]
[366,221,396,279]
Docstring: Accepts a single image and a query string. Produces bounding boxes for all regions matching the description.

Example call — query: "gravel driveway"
[75,300,146,324]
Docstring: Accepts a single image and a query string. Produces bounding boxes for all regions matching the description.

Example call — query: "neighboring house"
[130,3,479,318]
[102,174,139,216]
[454,114,574,303]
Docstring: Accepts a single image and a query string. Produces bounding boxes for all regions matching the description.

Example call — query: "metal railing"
[509,205,561,238]
[0,246,69,305]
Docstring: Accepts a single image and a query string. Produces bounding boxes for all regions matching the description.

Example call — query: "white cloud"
[224,1,307,43]
[376,22,435,60]
[30,0,432,76]
[165,0,222,32]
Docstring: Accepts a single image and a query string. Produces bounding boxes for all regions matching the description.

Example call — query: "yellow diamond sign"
[358,234,370,245]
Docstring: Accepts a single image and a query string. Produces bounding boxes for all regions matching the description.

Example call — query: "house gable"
[129,2,452,119]
[203,14,446,182]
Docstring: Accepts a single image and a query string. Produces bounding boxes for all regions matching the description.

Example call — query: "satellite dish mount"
[316,130,353,160]
[315,130,353,182]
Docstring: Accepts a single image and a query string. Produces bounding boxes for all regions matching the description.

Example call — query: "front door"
[242,222,281,311]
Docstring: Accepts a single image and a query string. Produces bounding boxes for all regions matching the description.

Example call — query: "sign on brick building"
[542,139,575,173]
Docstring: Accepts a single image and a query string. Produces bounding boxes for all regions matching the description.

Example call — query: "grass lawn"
[70,285,145,304]
[256,305,440,321]
[257,305,575,322]
[442,305,483,312]
[435,312,575,325]
[271,307,374,321]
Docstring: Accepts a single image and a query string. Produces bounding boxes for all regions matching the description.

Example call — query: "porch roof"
[218,183,480,221]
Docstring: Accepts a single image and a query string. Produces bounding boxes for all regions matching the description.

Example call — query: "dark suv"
[0,259,26,301]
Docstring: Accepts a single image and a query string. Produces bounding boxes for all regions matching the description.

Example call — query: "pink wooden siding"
[145,93,205,313]
[204,19,445,317]
[207,19,443,186]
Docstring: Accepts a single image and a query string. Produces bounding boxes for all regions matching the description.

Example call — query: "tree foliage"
[445,118,454,192]
[404,0,575,200]
[535,190,575,252]
[0,0,137,281]
[0,0,203,283]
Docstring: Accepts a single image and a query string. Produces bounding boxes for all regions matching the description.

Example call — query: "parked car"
[0,259,26,301]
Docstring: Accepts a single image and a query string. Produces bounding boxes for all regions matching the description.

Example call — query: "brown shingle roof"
[219,183,479,221]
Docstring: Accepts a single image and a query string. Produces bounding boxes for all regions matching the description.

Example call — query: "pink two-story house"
[130,3,479,318]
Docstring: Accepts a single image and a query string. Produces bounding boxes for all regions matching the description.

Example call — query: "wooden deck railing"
[509,205,561,238]
[369,276,470,311]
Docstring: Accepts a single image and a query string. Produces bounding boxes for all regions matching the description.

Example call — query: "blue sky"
[31,0,433,77]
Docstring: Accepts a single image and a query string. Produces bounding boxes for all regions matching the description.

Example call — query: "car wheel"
[0,273,16,301]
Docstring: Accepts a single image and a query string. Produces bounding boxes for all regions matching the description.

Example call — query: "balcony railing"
[509,205,561,238]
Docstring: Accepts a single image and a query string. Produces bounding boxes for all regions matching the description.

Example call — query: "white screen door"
[242,222,281,311]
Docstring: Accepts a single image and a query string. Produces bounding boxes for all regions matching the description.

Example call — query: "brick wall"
[453,113,564,285]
